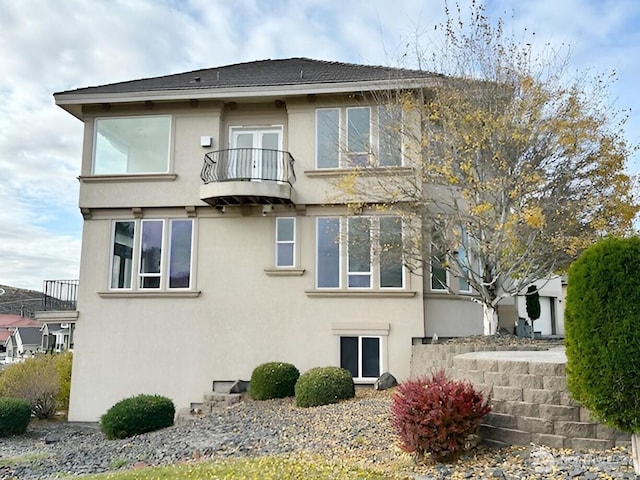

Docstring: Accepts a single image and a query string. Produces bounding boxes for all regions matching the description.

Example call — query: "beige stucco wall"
[69,207,425,421]
[68,97,515,421]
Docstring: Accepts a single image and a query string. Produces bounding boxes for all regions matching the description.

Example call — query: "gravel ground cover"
[1,388,638,480]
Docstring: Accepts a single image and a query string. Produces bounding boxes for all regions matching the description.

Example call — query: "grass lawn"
[79,455,408,479]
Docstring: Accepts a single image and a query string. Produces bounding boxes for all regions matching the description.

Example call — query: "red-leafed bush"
[390,371,491,462]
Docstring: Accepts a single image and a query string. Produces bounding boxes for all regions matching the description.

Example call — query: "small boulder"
[44,432,62,444]
[374,372,397,391]
[229,379,250,394]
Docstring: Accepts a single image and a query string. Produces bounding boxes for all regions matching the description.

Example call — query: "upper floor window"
[315,106,402,169]
[110,218,193,290]
[93,116,171,174]
[316,216,404,289]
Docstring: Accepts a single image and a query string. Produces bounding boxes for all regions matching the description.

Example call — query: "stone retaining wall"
[410,344,630,449]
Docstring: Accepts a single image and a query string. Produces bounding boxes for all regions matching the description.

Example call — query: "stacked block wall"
[410,344,630,449]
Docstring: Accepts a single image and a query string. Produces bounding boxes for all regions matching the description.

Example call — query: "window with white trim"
[340,336,382,380]
[430,227,473,293]
[110,218,193,290]
[316,216,403,289]
[315,106,402,168]
[93,116,171,174]
[430,242,448,291]
[275,217,295,267]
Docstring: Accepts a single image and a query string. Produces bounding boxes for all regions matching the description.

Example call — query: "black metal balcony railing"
[200,148,296,185]
[43,280,78,311]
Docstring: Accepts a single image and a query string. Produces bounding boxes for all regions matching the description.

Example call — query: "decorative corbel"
[185,206,197,218]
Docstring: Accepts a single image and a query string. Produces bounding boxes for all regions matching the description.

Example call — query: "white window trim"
[339,335,383,383]
[430,247,450,292]
[139,219,165,290]
[316,216,342,288]
[347,217,373,289]
[316,216,405,291]
[315,106,403,169]
[275,217,296,268]
[92,115,172,175]
[167,219,195,290]
[315,108,341,169]
[109,220,135,291]
[108,218,195,292]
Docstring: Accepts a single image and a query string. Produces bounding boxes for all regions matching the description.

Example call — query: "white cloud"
[0,0,638,291]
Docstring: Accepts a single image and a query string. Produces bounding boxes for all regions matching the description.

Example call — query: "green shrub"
[100,394,175,439]
[390,371,491,462]
[295,367,355,408]
[0,355,60,419]
[54,352,73,412]
[565,237,640,433]
[0,397,32,437]
[249,362,300,400]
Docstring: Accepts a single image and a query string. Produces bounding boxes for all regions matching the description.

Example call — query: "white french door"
[230,126,282,180]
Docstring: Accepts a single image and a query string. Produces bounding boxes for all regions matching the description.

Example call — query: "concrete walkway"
[458,345,567,363]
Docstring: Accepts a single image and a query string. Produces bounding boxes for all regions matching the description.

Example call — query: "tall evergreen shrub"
[565,237,640,433]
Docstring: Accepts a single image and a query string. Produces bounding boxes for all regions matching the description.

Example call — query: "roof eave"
[55,77,439,118]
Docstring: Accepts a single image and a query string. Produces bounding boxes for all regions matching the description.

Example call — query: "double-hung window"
[110,218,194,290]
[93,116,171,174]
[315,106,402,168]
[316,216,403,289]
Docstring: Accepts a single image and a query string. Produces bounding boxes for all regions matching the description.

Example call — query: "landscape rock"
[229,379,249,394]
[374,372,397,391]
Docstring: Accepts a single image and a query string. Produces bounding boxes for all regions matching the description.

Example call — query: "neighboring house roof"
[0,330,11,344]
[0,314,40,328]
[54,58,443,117]
[14,327,42,347]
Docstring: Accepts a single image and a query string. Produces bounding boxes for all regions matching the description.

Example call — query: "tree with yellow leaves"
[337,1,637,334]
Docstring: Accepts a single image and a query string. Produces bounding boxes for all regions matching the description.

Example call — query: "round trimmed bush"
[100,394,175,440]
[295,366,355,408]
[0,397,31,437]
[565,237,640,433]
[249,362,300,400]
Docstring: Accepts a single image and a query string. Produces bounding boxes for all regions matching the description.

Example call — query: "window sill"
[264,268,306,277]
[98,290,201,298]
[79,173,178,183]
[304,166,414,178]
[424,292,478,300]
[305,289,416,298]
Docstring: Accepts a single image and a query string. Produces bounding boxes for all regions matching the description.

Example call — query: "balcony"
[34,280,79,327]
[200,148,296,207]
[43,280,78,311]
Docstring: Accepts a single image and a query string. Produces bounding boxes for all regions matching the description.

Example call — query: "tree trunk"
[482,304,499,335]
[632,433,640,475]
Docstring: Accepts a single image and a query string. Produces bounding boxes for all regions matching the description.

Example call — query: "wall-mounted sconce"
[200,136,213,147]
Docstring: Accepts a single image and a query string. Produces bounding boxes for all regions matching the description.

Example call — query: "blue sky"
[1,0,639,291]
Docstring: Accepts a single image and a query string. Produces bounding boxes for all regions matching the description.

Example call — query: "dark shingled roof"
[56,58,440,96]
[15,327,42,346]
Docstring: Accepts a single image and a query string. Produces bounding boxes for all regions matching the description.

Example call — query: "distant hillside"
[0,285,44,318]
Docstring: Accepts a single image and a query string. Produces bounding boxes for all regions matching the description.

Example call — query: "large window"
[110,218,193,290]
[315,106,402,168]
[340,336,381,380]
[316,216,403,289]
[93,116,171,174]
